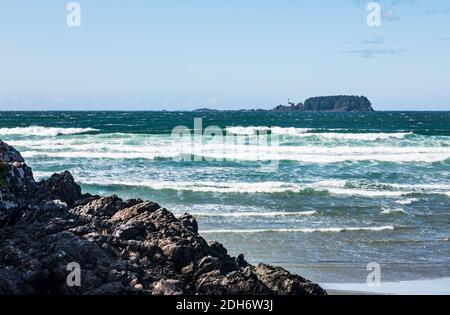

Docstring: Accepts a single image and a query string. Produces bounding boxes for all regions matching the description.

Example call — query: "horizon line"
[0,108,449,112]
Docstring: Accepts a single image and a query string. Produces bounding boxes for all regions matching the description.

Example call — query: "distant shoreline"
[0,95,384,113]
[1,109,450,112]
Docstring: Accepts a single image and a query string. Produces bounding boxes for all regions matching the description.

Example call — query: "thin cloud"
[362,36,386,45]
[383,9,400,21]
[390,0,416,5]
[345,49,406,58]
[427,8,450,15]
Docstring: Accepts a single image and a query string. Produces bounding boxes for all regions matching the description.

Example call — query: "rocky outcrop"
[271,96,374,112]
[0,140,326,295]
[255,264,326,295]
[272,103,304,112]
[37,171,82,207]
[0,142,36,227]
[302,96,374,112]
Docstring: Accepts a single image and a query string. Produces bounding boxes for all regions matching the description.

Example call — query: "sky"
[0,0,449,111]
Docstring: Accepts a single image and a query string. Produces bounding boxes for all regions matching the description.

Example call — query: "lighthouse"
[287,98,294,107]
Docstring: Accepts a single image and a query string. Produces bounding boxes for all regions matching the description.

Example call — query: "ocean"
[1,111,449,289]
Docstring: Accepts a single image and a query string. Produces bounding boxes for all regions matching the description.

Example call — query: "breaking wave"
[189,211,317,218]
[225,126,412,140]
[0,126,98,137]
[395,198,419,205]
[73,178,450,197]
[200,226,397,234]
[18,146,450,164]
[381,207,408,215]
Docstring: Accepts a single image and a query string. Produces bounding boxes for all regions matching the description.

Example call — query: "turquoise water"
[1,111,449,284]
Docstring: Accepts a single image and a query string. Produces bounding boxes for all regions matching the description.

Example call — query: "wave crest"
[200,226,397,234]
[189,211,317,218]
[381,207,408,215]
[225,126,412,140]
[73,178,450,198]
[0,126,98,137]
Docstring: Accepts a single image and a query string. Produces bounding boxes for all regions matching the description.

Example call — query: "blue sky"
[0,0,449,110]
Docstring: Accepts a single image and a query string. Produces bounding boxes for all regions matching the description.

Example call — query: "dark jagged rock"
[0,141,25,163]
[178,213,199,234]
[0,140,326,295]
[255,264,327,295]
[38,171,82,206]
[0,142,36,227]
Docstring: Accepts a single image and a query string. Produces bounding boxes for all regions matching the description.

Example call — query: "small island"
[194,95,374,113]
[272,95,374,112]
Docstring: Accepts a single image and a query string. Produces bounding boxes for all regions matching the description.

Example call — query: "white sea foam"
[189,211,317,218]
[226,126,312,135]
[78,179,305,194]
[389,183,450,191]
[200,226,396,234]
[381,207,408,215]
[396,198,419,205]
[307,132,412,141]
[327,188,406,197]
[310,180,408,197]
[18,144,450,164]
[26,171,450,198]
[22,150,171,160]
[0,126,98,137]
[8,128,450,164]
[68,177,450,197]
[225,126,412,140]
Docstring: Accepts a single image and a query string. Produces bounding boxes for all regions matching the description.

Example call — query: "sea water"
[1,111,449,290]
